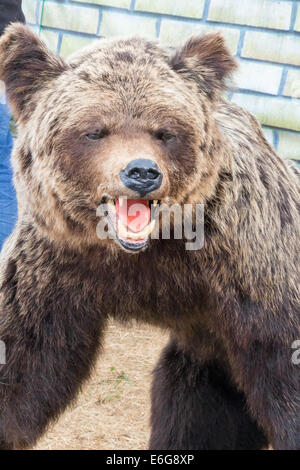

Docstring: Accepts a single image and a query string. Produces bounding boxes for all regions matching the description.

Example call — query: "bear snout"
[119,159,163,197]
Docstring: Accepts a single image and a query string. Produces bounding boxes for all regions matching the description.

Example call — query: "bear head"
[0,24,236,253]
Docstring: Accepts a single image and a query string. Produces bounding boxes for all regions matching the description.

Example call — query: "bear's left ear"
[0,23,67,122]
[170,33,237,99]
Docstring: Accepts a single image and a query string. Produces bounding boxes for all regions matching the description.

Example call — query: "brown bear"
[0,23,299,450]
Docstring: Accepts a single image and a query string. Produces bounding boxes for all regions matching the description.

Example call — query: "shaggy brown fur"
[0,24,299,450]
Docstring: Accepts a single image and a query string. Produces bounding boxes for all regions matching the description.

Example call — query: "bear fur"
[0,24,299,450]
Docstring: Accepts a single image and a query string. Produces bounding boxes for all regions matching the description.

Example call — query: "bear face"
[0,24,236,253]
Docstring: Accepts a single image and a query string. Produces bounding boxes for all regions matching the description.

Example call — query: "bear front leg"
[0,284,106,450]
[149,338,268,450]
[228,339,300,450]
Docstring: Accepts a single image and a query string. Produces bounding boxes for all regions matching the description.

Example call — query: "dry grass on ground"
[34,321,168,450]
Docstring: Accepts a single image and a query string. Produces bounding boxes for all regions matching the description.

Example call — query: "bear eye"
[85,130,108,141]
[156,131,176,143]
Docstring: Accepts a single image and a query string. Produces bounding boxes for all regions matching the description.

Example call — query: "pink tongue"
[115,199,151,233]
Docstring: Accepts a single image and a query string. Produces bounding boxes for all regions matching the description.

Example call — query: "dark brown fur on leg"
[0,227,106,449]
[227,335,300,450]
[150,339,268,450]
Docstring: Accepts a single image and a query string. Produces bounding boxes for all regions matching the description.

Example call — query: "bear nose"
[120,159,163,196]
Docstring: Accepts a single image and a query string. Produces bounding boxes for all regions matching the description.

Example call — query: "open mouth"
[104,197,159,252]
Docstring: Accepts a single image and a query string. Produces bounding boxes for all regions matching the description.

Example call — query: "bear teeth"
[118,197,126,208]
[117,219,155,240]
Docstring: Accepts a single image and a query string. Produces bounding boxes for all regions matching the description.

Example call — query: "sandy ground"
[34,321,168,450]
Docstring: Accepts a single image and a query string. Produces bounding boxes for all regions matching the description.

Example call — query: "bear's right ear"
[0,23,67,122]
[170,33,237,100]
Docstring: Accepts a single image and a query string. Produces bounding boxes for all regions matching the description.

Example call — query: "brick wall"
[23,0,300,161]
